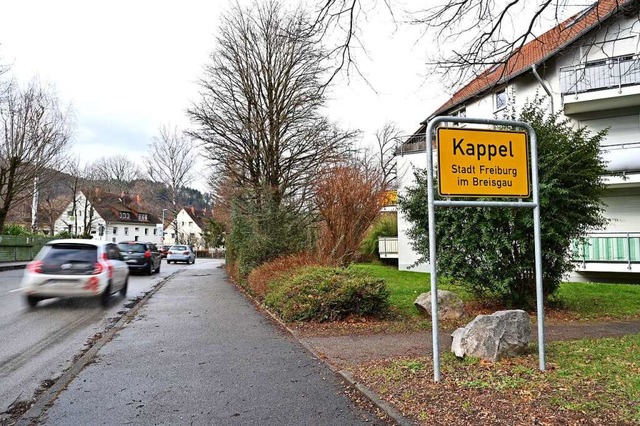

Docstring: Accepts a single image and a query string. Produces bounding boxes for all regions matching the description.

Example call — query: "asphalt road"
[33,260,383,425]
[0,259,194,420]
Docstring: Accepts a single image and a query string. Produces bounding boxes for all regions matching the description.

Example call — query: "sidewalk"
[25,260,387,426]
[0,261,28,272]
[297,319,640,369]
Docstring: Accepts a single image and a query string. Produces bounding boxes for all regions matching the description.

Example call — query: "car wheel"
[192,258,195,264]
[26,295,40,308]
[100,282,112,307]
[155,262,161,274]
[119,277,128,297]
[146,262,153,275]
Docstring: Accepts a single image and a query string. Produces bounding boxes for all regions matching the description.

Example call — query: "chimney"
[136,194,141,204]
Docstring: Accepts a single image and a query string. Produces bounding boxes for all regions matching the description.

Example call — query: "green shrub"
[3,224,33,236]
[360,214,398,257]
[265,266,390,322]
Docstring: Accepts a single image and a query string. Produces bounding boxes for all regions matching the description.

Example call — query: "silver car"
[166,245,196,264]
[21,239,129,308]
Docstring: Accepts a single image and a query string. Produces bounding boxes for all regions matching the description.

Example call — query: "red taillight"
[85,276,100,292]
[102,252,108,261]
[144,250,151,258]
[92,262,104,275]
[168,251,173,255]
[27,260,43,273]
[183,251,189,255]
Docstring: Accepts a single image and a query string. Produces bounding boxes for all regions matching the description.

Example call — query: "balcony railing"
[572,232,640,270]
[378,237,398,259]
[560,55,640,96]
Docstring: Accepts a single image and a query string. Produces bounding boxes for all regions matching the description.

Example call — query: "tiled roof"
[183,206,212,230]
[88,191,160,225]
[428,0,634,119]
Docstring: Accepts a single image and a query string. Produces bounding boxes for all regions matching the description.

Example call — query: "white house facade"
[54,191,162,245]
[396,0,640,281]
[162,207,212,250]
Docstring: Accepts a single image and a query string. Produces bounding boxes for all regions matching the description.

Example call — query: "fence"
[0,235,56,262]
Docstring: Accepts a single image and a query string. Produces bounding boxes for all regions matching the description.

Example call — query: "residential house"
[396,0,640,280]
[162,207,213,250]
[53,191,162,244]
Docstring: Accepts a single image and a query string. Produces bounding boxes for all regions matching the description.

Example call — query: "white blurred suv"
[21,239,129,308]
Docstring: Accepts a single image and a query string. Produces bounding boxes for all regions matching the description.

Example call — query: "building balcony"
[560,55,640,114]
[572,232,640,273]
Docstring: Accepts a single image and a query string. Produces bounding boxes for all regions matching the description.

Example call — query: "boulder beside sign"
[451,310,532,362]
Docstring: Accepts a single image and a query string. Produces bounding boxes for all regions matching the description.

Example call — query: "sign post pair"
[426,118,545,382]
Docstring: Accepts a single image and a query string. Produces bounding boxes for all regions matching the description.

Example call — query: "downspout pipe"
[531,63,554,114]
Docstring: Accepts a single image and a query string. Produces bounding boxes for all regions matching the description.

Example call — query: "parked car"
[167,245,196,264]
[21,239,129,308]
[117,241,162,275]
[159,245,171,258]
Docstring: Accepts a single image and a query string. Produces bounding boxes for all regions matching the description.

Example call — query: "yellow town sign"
[437,127,530,197]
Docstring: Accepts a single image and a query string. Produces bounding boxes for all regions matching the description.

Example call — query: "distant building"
[53,191,162,244]
[162,207,214,250]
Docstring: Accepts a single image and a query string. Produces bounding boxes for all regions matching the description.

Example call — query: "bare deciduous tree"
[0,80,73,233]
[88,154,141,193]
[145,124,197,238]
[362,121,401,190]
[146,125,196,207]
[188,0,356,212]
[312,0,638,90]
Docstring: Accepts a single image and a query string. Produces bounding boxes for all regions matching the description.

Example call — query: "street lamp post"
[161,209,168,244]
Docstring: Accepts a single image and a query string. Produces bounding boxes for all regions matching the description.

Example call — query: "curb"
[16,270,181,425]
[231,280,414,426]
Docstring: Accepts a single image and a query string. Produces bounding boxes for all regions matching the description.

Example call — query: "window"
[124,227,129,236]
[153,229,157,236]
[67,210,73,216]
[135,227,139,232]
[189,221,193,226]
[113,227,118,235]
[144,228,149,236]
[138,213,148,221]
[119,212,131,219]
[181,221,185,226]
[495,89,507,110]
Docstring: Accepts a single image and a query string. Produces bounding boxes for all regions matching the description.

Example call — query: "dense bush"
[265,266,390,322]
[3,224,33,236]
[314,165,385,266]
[247,253,322,300]
[400,99,609,307]
[226,194,315,278]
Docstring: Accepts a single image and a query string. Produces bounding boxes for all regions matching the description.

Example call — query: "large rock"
[451,310,532,362]
[414,290,464,319]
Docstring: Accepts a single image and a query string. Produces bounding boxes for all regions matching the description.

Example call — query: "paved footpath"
[298,318,640,369]
[35,260,384,426]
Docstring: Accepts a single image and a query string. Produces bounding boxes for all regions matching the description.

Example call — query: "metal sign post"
[426,116,545,382]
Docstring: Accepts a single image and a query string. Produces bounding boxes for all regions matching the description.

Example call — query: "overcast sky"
[0,0,447,191]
